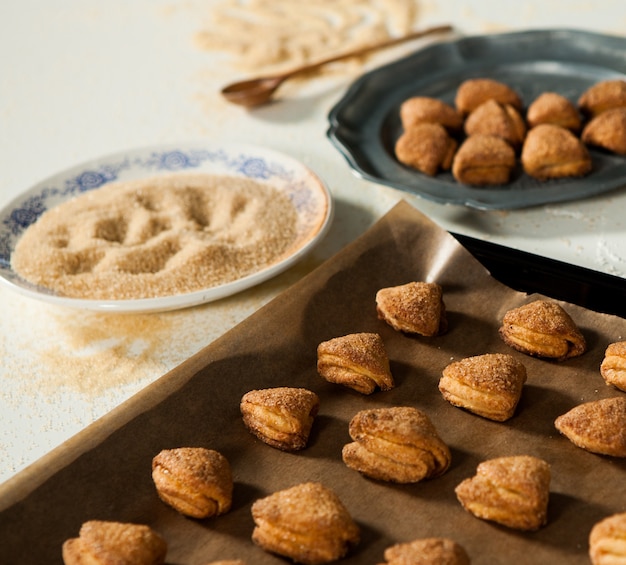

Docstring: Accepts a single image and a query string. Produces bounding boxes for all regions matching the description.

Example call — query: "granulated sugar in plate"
[11,173,298,301]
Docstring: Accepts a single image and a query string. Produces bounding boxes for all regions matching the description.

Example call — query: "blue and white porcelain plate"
[0,142,333,312]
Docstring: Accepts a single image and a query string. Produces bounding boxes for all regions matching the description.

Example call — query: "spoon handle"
[280,24,454,79]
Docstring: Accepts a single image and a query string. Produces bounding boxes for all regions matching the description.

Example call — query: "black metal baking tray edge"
[453,233,626,318]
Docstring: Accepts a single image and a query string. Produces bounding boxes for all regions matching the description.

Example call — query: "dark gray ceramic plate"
[327,29,626,210]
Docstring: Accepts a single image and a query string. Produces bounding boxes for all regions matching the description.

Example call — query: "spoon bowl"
[221,76,289,107]
[220,24,453,107]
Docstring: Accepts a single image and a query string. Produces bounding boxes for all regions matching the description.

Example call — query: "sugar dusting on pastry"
[555,397,626,457]
[381,537,471,565]
[240,387,320,451]
[342,406,451,483]
[455,455,551,531]
[62,520,167,565]
[152,447,233,519]
[376,281,447,336]
[440,353,527,421]
[499,299,586,360]
[317,332,394,394]
[251,481,360,564]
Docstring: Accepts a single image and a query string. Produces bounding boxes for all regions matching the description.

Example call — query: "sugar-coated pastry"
[62,520,167,565]
[251,482,360,565]
[399,96,464,132]
[578,79,626,118]
[240,387,319,451]
[600,341,626,392]
[342,406,451,483]
[439,353,527,421]
[395,123,458,176]
[379,537,471,565]
[521,124,592,180]
[499,299,586,360]
[376,281,447,336]
[582,107,626,155]
[452,134,516,186]
[455,455,551,531]
[589,512,626,565]
[554,397,626,457]
[455,78,522,116]
[526,92,581,132]
[152,447,233,519]
[317,332,394,394]
[464,100,527,148]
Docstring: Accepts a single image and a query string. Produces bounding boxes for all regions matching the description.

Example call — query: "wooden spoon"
[220,24,453,107]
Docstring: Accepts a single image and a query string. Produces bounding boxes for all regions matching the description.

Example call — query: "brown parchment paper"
[2,200,626,564]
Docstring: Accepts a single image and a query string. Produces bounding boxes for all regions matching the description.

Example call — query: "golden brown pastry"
[152,447,233,519]
[554,397,626,457]
[342,406,451,483]
[600,341,626,392]
[395,123,458,176]
[251,481,360,565]
[521,124,592,180]
[379,537,471,565]
[317,332,394,394]
[589,512,626,565]
[399,96,464,132]
[499,299,586,360]
[455,455,551,531]
[452,134,516,186]
[439,353,527,421]
[203,561,246,565]
[464,99,527,149]
[526,92,581,132]
[240,387,319,451]
[578,79,626,118]
[582,107,626,155]
[455,78,522,116]
[376,281,447,337]
[62,520,167,565]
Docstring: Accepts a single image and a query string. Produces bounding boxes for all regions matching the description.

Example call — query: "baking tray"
[454,233,626,317]
[1,201,625,564]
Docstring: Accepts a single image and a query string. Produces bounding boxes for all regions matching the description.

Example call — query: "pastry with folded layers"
[455,78,522,116]
[589,512,626,565]
[452,134,516,186]
[152,447,233,519]
[578,78,626,118]
[378,537,471,565]
[251,481,360,565]
[342,406,451,483]
[399,96,464,132]
[455,455,551,531]
[554,397,626,457]
[521,124,592,180]
[395,123,458,176]
[499,299,586,360]
[582,107,626,155]
[62,520,167,565]
[600,341,626,392]
[317,332,394,394]
[526,91,582,132]
[240,387,319,451]
[439,353,527,422]
[464,99,527,149]
[376,281,447,336]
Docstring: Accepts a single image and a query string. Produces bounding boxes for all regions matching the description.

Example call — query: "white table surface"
[1,0,625,487]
